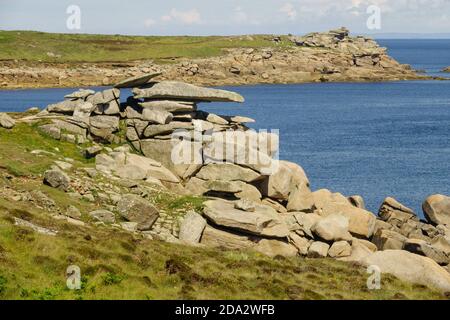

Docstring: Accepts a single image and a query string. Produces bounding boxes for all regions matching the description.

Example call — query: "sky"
[0,0,450,36]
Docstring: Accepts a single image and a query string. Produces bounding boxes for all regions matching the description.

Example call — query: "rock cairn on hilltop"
[20,72,450,292]
[290,27,393,72]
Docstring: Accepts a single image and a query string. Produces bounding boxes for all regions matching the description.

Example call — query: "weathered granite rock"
[307,241,330,258]
[133,81,244,103]
[203,199,289,237]
[431,236,450,255]
[200,225,257,250]
[96,100,121,115]
[188,179,262,201]
[89,210,115,224]
[286,184,315,212]
[442,67,450,73]
[373,219,393,235]
[338,239,373,263]
[362,250,450,292]
[84,145,103,158]
[143,122,193,137]
[234,199,256,212]
[52,119,87,136]
[47,100,80,113]
[141,138,202,178]
[89,115,120,141]
[258,161,306,199]
[254,239,298,257]
[312,189,376,238]
[139,100,196,112]
[13,217,57,236]
[328,241,352,258]
[39,124,61,139]
[423,194,450,226]
[235,183,263,202]
[288,233,310,255]
[355,238,378,252]
[89,115,120,130]
[311,214,352,242]
[142,108,173,124]
[66,205,82,220]
[203,140,276,175]
[195,163,261,182]
[378,197,417,227]
[229,116,256,124]
[192,119,214,132]
[206,113,229,125]
[372,229,407,251]
[403,239,449,265]
[262,198,287,213]
[0,113,15,129]
[43,169,70,191]
[293,212,322,238]
[114,72,162,88]
[73,102,96,121]
[117,194,159,231]
[64,89,95,100]
[348,195,365,209]
[178,211,207,244]
[87,88,120,105]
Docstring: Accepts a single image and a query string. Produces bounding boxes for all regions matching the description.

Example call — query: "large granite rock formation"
[24,73,450,291]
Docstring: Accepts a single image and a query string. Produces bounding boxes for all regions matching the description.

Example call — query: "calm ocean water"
[1,40,449,216]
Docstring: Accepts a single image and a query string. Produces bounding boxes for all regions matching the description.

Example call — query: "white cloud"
[143,18,156,27]
[161,15,172,22]
[233,6,248,23]
[162,8,201,25]
[280,3,297,20]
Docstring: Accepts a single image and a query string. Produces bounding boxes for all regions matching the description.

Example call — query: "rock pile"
[288,27,414,80]
[24,73,450,292]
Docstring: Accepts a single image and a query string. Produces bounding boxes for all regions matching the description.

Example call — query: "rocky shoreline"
[1,69,449,294]
[0,28,434,90]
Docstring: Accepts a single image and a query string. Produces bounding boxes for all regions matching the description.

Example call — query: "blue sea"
[1,40,449,216]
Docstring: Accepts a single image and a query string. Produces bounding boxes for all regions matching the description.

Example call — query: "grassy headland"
[0,30,291,63]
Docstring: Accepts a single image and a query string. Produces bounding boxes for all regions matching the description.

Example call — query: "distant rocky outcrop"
[442,67,450,73]
[0,28,426,89]
[11,72,450,292]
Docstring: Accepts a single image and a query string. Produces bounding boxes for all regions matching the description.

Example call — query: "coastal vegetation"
[0,30,290,63]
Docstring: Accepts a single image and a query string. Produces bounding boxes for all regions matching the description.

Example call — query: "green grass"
[0,30,293,63]
[0,122,92,177]
[0,199,445,300]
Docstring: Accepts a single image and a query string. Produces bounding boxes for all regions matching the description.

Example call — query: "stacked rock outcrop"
[25,73,450,291]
